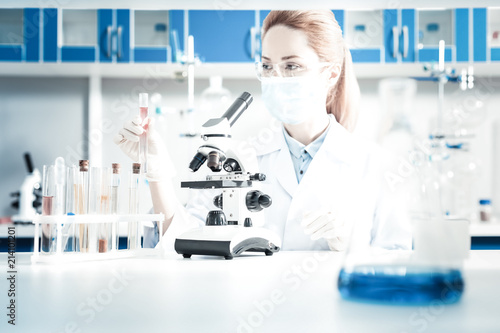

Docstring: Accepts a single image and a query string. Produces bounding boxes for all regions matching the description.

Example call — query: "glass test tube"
[64,165,78,252]
[54,157,66,253]
[77,160,89,253]
[42,165,55,253]
[110,163,121,251]
[128,163,141,250]
[88,167,101,253]
[99,167,112,253]
[139,93,149,173]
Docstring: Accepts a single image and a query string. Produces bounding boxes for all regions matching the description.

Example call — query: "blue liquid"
[338,266,464,305]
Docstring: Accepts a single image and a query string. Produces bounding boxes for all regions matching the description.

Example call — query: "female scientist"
[114,10,411,251]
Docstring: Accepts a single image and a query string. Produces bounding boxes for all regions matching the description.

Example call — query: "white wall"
[0,77,88,217]
[1,75,499,217]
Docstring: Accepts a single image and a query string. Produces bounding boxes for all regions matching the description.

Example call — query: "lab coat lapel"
[253,124,298,198]
[294,117,361,213]
[274,143,298,198]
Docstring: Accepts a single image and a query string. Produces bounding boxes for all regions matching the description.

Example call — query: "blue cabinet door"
[99,9,130,63]
[60,10,99,62]
[116,10,130,63]
[456,8,470,62]
[24,8,40,62]
[473,8,487,62]
[401,9,415,63]
[417,9,455,63]
[0,8,40,62]
[384,9,399,63]
[189,10,255,63]
[43,8,57,62]
[43,9,130,63]
[98,9,113,63]
[133,10,183,63]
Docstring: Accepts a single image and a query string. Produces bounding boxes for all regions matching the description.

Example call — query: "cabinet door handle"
[117,26,123,59]
[392,26,399,59]
[106,25,112,58]
[402,25,409,58]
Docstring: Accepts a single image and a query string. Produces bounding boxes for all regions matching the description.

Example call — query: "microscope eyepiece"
[221,92,253,127]
[189,152,207,172]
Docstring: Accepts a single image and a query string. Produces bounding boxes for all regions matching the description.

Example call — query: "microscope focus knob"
[246,190,272,212]
[213,194,223,209]
[244,218,253,227]
[206,210,227,226]
[249,173,266,181]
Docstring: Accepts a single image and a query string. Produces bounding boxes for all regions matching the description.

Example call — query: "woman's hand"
[113,116,175,182]
[301,210,347,251]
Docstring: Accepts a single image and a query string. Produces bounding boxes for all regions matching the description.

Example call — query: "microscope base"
[174,226,281,260]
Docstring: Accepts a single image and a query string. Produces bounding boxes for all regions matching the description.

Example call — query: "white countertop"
[1,251,499,333]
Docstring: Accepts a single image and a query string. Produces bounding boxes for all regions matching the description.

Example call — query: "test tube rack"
[31,213,164,264]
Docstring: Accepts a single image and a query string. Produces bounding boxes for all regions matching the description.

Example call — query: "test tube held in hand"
[128,163,141,250]
[139,93,149,173]
[110,163,121,251]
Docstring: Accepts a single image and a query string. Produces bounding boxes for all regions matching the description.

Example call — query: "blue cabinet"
[41,8,184,63]
[0,8,40,62]
[43,9,130,63]
[132,10,184,63]
[0,7,497,66]
[189,10,256,63]
[344,10,385,63]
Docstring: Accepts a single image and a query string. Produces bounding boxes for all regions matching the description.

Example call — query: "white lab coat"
[159,115,412,252]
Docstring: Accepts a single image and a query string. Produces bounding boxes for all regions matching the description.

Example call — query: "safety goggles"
[255,61,333,80]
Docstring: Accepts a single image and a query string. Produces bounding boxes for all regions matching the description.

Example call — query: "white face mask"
[261,76,329,125]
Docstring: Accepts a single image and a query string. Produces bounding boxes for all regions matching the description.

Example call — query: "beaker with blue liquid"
[337,148,469,305]
[337,247,465,305]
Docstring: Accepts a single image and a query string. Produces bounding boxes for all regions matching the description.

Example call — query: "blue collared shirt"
[282,117,331,183]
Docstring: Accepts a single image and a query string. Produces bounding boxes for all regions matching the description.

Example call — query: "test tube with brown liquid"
[110,163,121,250]
[41,165,55,253]
[98,167,112,253]
[76,160,89,253]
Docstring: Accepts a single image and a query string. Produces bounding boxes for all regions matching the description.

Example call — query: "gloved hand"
[113,116,175,182]
[301,210,347,251]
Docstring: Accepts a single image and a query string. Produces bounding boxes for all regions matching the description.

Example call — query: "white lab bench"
[0,251,499,333]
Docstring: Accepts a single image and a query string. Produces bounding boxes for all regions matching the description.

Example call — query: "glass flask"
[337,144,468,305]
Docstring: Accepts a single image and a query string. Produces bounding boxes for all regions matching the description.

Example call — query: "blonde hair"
[262,10,360,132]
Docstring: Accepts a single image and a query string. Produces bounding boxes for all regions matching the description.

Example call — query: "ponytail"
[326,44,360,132]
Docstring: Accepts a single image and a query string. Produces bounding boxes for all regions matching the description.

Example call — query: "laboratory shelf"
[2,62,500,79]
[469,223,500,237]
